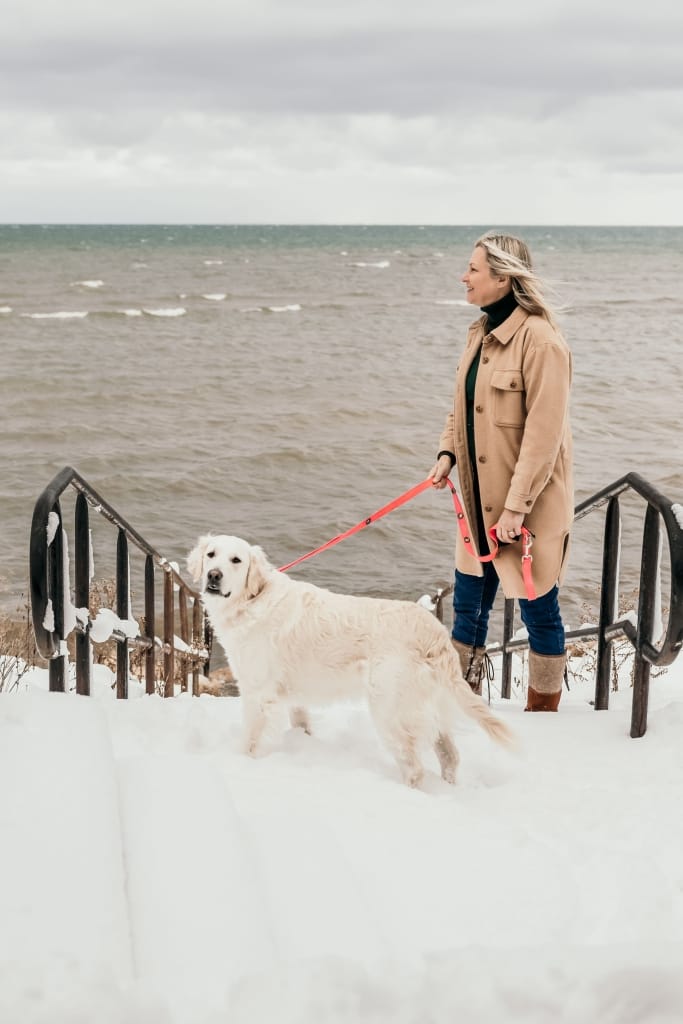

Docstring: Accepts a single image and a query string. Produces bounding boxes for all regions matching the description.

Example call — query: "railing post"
[74,493,91,696]
[595,496,621,710]
[203,618,213,678]
[192,598,202,697]
[116,529,129,699]
[501,598,514,699]
[48,503,66,693]
[144,554,156,695]
[631,506,661,738]
[164,568,174,698]
[179,588,190,693]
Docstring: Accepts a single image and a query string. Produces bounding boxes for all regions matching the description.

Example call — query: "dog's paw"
[289,706,312,735]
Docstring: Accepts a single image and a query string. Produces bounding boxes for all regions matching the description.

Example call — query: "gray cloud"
[1,0,682,222]
[5,15,683,118]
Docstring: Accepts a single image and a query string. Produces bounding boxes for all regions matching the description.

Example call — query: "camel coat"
[438,306,573,599]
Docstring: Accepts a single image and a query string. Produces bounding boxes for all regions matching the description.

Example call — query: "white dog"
[187,535,514,787]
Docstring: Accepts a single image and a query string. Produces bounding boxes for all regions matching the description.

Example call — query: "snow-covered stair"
[0,693,133,1003]
[117,754,275,1017]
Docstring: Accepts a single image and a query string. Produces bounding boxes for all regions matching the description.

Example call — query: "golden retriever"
[187,535,514,787]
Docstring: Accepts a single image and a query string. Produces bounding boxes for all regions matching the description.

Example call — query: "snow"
[2,653,683,1023]
[42,598,54,632]
[46,510,60,545]
[89,607,140,643]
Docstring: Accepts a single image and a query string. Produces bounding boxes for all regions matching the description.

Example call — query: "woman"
[430,232,573,711]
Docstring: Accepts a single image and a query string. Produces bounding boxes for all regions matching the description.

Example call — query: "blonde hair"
[475,232,559,330]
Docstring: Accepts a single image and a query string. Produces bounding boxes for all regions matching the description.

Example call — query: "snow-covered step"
[117,755,275,1018]
[0,692,133,997]
[244,807,396,965]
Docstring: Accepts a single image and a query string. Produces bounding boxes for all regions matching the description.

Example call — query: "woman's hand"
[495,508,525,542]
[429,454,454,490]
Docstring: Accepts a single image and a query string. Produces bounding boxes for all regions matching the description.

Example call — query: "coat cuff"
[505,488,535,514]
[437,450,456,468]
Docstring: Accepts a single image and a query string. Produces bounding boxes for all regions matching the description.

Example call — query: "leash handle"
[444,478,536,598]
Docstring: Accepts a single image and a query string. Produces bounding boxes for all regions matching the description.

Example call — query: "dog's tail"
[445,646,517,749]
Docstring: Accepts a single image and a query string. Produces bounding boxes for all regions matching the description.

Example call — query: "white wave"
[203,259,224,266]
[202,293,227,301]
[131,262,148,269]
[349,260,390,269]
[21,311,89,319]
[241,304,302,314]
[121,309,143,317]
[0,306,11,314]
[436,299,469,306]
[72,279,104,288]
[143,307,187,317]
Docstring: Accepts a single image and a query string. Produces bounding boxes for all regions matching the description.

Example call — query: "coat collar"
[487,305,530,344]
[470,305,531,346]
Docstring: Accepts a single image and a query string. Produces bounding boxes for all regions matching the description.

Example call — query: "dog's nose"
[206,568,223,589]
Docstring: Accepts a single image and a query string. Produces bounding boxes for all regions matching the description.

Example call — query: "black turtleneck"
[480,289,518,332]
[464,289,518,548]
[466,290,518,431]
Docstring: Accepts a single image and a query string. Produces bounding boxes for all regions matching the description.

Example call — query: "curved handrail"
[30,465,201,661]
[573,472,683,667]
[431,471,683,736]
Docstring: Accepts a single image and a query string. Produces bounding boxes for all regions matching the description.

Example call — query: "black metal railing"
[30,466,211,697]
[435,473,683,737]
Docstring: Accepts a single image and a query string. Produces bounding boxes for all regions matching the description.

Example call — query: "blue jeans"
[451,564,565,656]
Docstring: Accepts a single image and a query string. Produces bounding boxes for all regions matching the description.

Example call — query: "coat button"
[478,455,487,463]
[484,505,492,512]
[475,405,483,413]
[510,380,517,388]
[482,355,489,364]
[525,499,532,506]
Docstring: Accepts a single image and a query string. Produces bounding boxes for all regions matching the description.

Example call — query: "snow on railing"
[30,466,211,698]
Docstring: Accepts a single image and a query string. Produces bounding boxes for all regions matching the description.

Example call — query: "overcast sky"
[3,0,682,224]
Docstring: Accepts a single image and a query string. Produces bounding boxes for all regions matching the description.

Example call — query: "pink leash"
[279,476,537,600]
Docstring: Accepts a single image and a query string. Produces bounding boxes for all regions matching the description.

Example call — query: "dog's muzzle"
[205,568,224,595]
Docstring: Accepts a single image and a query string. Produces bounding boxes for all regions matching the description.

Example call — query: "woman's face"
[461,246,511,307]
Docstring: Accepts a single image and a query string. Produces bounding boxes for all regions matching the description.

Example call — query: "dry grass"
[0,578,222,696]
[0,596,43,692]
[566,587,668,692]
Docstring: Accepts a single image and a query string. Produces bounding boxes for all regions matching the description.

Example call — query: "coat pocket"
[490,369,525,427]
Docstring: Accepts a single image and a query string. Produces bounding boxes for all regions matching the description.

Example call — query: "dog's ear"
[187,534,213,584]
[246,545,271,598]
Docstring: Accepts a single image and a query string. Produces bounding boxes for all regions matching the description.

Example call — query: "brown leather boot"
[525,650,566,712]
[451,639,487,695]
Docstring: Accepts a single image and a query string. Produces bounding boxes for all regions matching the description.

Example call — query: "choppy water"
[1,224,682,636]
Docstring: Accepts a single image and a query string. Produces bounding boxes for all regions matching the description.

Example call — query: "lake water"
[2,224,682,638]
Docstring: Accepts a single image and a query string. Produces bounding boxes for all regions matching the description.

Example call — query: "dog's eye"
[206,551,215,559]
[230,556,242,564]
